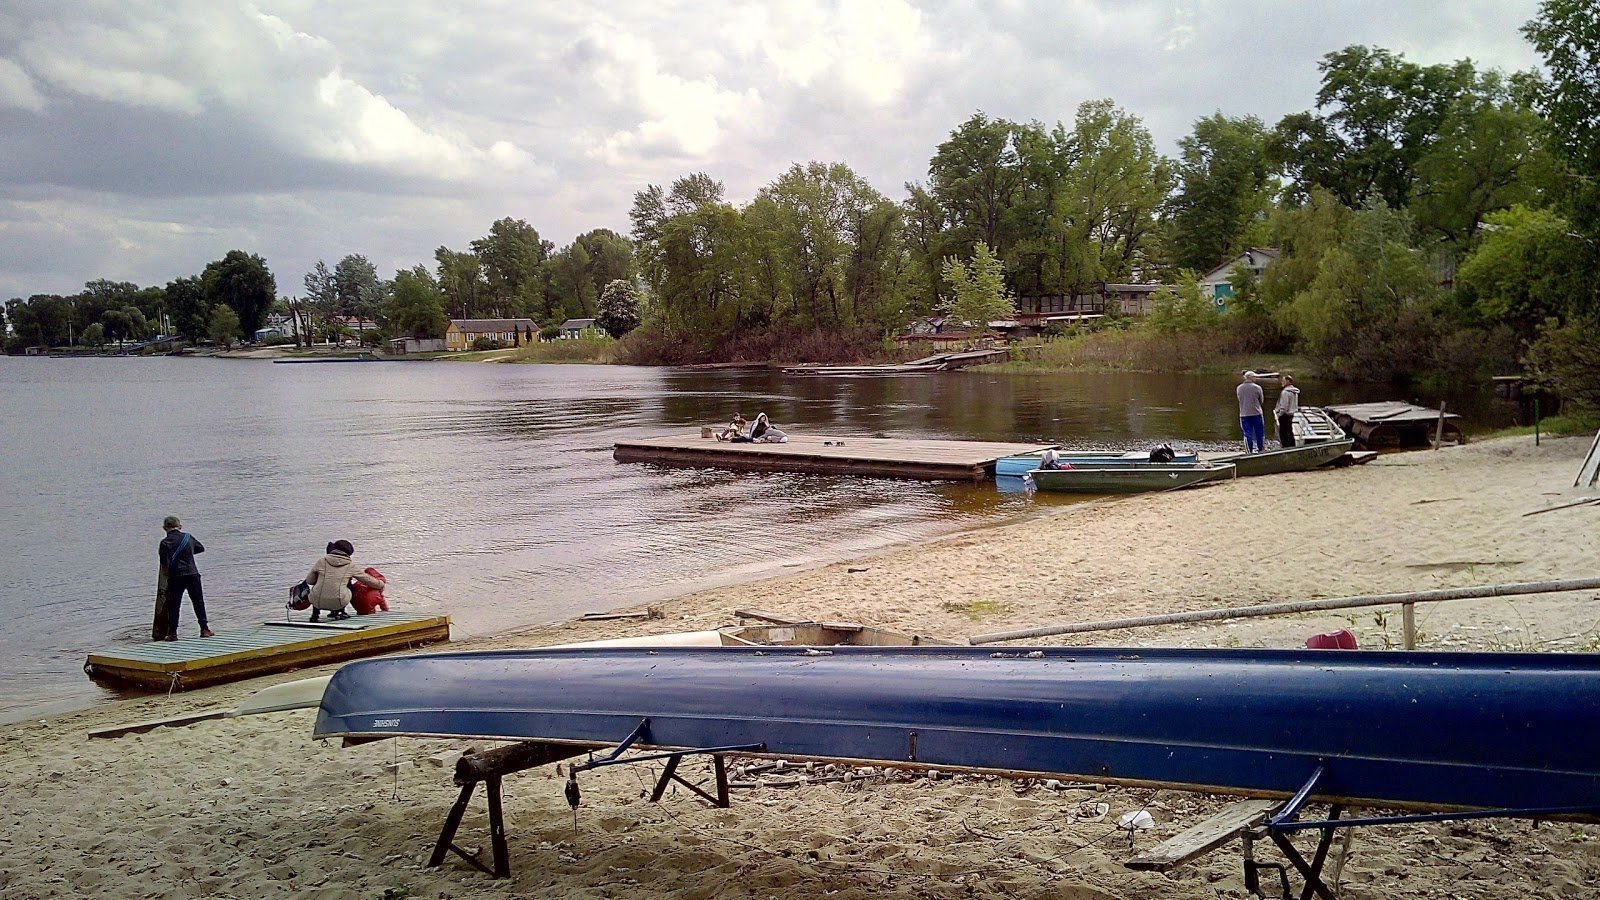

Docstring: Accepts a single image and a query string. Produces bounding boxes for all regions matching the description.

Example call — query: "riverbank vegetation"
[3,3,1595,417]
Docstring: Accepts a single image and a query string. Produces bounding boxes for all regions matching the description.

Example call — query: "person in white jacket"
[305,540,384,621]
[1275,375,1301,448]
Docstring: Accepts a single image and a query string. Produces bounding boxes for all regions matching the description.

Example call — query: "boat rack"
[1131,764,1600,900]
[428,718,764,879]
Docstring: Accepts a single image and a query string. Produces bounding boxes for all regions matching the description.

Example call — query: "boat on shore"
[313,645,1600,813]
[1026,462,1234,493]
[1210,437,1355,477]
[994,448,1199,478]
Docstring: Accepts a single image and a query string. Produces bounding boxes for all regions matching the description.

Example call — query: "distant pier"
[613,433,1055,481]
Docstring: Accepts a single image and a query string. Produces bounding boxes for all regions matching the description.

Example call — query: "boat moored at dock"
[1026,462,1235,493]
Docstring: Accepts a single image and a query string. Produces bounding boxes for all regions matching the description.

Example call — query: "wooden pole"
[967,577,1600,644]
[1433,401,1447,451]
[1402,603,1416,650]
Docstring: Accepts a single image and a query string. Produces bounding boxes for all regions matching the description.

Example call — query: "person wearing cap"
[1274,374,1301,448]
[158,516,213,640]
[304,540,385,622]
[1236,371,1266,453]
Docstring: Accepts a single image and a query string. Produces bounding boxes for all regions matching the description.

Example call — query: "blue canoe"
[995,449,1199,478]
[314,646,1600,813]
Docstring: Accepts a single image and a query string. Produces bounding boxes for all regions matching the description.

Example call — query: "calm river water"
[0,357,1508,721]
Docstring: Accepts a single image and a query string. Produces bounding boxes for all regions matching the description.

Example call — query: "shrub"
[472,337,504,351]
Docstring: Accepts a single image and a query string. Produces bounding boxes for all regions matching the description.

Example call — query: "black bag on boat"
[1149,445,1176,463]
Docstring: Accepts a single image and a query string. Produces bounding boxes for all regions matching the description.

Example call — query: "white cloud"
[0,58,47,112]
[588,28,766,164]
[11,2,528,181]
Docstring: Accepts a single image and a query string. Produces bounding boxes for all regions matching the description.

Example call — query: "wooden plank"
[87,709,233,739]
[734,608,811,625]
[1124,799,1276,871]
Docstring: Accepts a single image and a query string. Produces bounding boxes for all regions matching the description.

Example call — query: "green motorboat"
[1211,438,1354,477]
[1026,462,1236,493]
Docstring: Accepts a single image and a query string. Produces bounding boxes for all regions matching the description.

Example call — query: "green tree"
[1167,114,1276,271]
[434,247,486,319]
[76,280,141,338]
[1411,74,1557,250]
[545,229,638,322]
[202,251,276,336]
[333,254,384,330]
[1147,271,1221,333]
[749,161,906,332]
[100,305,148,351]
[941,242,1013,333]
[165,276,208,342]
[1272,45,1478,208]
[208,304,241,348]
[1260,189,1356,316]
[302,260,341,343]
[1280,200,1441,378]
[1456,205,1588,334]
[385,266,449,338]
[471,218,552,316]
[630,174,747,346]
[595,279,643,338]
[929,112,1022,254]
[80,322,105,348]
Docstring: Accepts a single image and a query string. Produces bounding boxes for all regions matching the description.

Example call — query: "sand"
[3,434,1598,899]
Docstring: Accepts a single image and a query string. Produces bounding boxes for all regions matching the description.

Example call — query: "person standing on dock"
[158,516,213,640]
[1274,375,1301,448]
[1236,372,1266,453]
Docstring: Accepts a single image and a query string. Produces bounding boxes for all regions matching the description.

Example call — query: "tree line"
[4,2,1595,407]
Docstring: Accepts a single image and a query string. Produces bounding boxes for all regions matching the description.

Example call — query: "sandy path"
[2,434,1597,899]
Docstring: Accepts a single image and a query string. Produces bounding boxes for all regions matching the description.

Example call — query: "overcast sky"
[0,0,1545,301]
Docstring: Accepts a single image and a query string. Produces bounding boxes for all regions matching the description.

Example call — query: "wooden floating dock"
[614,433,1056,481]
[85,611,451,691]
[1324,401,1463,449]
[781,348,1009,377]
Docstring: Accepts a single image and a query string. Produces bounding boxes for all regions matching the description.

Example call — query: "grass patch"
[507,332,616,364]
[941,599,1010,621]
[991,329,1317,378]
[1476,411,1599,441]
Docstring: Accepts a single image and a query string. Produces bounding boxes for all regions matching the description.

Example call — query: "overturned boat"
[314,645,1600,814]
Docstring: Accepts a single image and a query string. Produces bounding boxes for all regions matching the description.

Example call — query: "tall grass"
[507,331,616,363]
[997,327,1312,376]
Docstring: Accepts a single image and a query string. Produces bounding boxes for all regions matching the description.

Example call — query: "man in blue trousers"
[1236,372,1266,453]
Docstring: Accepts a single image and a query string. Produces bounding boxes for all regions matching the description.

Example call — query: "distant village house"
[1198,248,1280,310]
[557,318,596,339]
[445,318,537,351]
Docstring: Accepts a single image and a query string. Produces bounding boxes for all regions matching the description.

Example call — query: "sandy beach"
[3,433,1598,899]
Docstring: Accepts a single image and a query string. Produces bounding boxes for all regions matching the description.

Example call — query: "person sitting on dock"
[717,414,749,442]
[1236,372,1266,454]
[305,540,384,622]
[749,413,788,443]
[158,515,214,640]
[1274,375,1300,448]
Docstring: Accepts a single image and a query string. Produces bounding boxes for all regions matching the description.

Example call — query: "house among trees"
[557,318,596,339]
[444,318,536,350]
[387,337,446,355]
[1198,249,1280,308]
